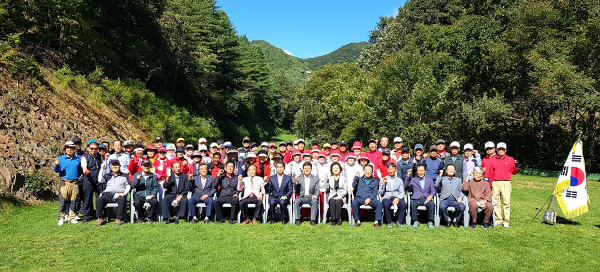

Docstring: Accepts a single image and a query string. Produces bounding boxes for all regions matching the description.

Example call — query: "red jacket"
[153,157,169,180]
[168,157,189,176]
[375,158,397,178]
[259,161,271,180]
[128,156,145,181]
[490,155,519,182]
[283,152,293,164]
[367,150,382,164]
[481,154,496,187]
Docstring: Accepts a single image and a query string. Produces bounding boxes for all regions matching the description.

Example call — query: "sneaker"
[147,219,154,224]
[229,219,235,225]
[58,218,64,226]
[470,222,477,229]
[374,222,381,227]
[96,218,106,226]
[190,218,199,224]
[75,215,81,220]
[270,220,276,225]
[445,220,452,228]
[218,219,225,224]
[64,215,68,221]
[503,222,509,228]
[204,217,210,224]
[483,222,490,229]
[387,223,393,227]
[331,221,336,226]
[296,220,302,225]
[396,221,404,227]
[70,219,79,224]
[427,222,434,229]
[354,221,361,227]
[174,218,179,224]
[453,221,460,228]
[412,222,420,228]
[336,220,342,226]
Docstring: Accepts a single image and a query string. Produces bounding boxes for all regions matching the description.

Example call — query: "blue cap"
[414,144,424,150]
[109,159,121,165]
[222,143,232,148]
[87,139,97,146]
[163,143,168,147]
[98,143,107,150]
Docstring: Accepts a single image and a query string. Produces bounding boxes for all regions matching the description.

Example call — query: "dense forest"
[301,0,600,171]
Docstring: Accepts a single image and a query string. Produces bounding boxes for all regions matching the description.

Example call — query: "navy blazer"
[191,175,217,198]
[404,176,435,200]
[266,174,293,199]
[163,173,191,197]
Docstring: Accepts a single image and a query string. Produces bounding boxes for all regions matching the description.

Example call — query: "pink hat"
[329,150,341,158]
[352,141,363,150]
[359,152,370,161]
[292,149,302,156]
[158,147,167,153]
[311,147,320,153]
[346,153,356,159]
[318,151,327,158]
[303,150,312,157]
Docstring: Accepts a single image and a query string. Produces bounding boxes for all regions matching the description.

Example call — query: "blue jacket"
[424,157,444,180]
[54,155,82,180]
[352,175,379,200]
[191,175,217,198]
[404,176,436,200]
[266,174,293,199]
[396,159,414,180]
[217,173,239,198]
[131,171,159,198]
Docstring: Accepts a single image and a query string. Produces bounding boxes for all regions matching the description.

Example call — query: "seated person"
[188,164,217,224]
[266,162,293,224]
[462,167,493,229]
[215,162,239,225]
[379,163,407,227]
[435,164,466,228]
[96,159,130,226]
[293,162,320,226]
[161,162,191,224]
[351,165,383,227]
[405,165,436,228]
[327,162,347,226]
[131,160,159,224]
[237,164,265,225]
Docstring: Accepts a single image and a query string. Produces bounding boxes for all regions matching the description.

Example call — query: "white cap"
[198,138,207,143]
[261,142,269,147]
[464,143,474,150]
[497,142,507,149]
[484,141,495,149]
[258,152,268,157]
[293,139,300,145]
[224,141,232,146]
[199,144,208,151]
[134,147,144,152]
[166,143,176,151]
[393,137,403,143]
[210,143,218,148]
[297,138,305,143]
[450,141,460,148]
[247,152,257,158]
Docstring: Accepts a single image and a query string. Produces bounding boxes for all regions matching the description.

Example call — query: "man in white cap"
[390,137,404,162]
[199,145,211,164]
[462,143,481,181]
[54,141,82,225]
[260,142,269,152]
[489,142,518,228]
[443,141,464,180]
[198,138,207,149]
[481,141,496,188]
[296,139,306,152]
[209,142,219,158]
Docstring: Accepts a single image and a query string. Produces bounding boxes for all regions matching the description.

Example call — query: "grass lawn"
[0,174,599,271]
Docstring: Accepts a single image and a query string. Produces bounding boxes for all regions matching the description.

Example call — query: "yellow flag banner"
[553,140,591,219]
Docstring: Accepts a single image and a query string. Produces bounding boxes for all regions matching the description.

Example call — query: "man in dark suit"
[266,162,293,224]
[188,164,217,224]
[161,161,191,224]
[435,164,466,228]
[215,162,240,225]
[405,165,436,228]
[293,162,320,226]
[351,165,383,227]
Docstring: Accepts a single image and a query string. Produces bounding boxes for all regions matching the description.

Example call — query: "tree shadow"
[554,216,581,225]
[593,225,600,229]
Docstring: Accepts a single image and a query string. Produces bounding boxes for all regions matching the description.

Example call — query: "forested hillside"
[304,42,368,71]
[300,0,600,171]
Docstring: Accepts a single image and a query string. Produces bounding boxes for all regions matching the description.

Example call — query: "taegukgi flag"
[553,139,591,219]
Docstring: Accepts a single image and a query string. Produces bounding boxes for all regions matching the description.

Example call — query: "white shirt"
[277,174,283,189]
[304,175,311,196]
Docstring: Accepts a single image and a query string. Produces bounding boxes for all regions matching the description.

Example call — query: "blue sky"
[217,0,407,59]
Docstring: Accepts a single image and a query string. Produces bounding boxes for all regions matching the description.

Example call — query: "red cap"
[292,149,302,156]
[330,150,341,157]
[318,151,327,158]
[359,152,370,161]
[158,147,167,153]
[269,142,277,147]
[352,141,363,150]
[145,145,157,150]
[346,153,356,159]
[303,150,312,157]
[311,147,320,153]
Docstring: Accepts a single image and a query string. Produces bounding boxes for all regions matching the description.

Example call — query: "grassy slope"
[0,175,598,271]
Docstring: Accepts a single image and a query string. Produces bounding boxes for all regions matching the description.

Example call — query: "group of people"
[53,135,518,229]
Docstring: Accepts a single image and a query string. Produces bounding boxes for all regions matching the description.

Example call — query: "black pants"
[410,196,435,223]
[214,196,239,220]
[161,195,188,219]
[240,196,263,220]
[75,182,84,214]
[96,192,127,220]
[82,182,105,220]
[328,198,343,221]
[268,197,290,221]
[134,196,158,221]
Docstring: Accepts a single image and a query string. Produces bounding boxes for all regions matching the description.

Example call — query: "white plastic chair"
[434,193,468,228]
[405,192,438,225]
[187,192,217,222]
[463,196,496,228]
[237,195,267,224]
[349,193,381,225]
[104,191,129,223]
[322,192,352,225]
[291,192,321,224]
[264,194,293,224]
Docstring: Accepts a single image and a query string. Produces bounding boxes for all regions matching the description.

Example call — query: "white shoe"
[58,219,64,226]
[75,215,81,220]
[503,222,509,228]
[64,215,69,221]
[70,219,79,224]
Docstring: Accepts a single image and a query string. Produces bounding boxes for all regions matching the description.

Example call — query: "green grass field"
[0,174,598,271]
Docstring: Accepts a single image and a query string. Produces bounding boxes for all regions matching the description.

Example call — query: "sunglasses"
[89,148,98,150]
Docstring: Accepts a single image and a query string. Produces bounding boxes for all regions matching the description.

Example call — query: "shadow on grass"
[556,216,581,225]
[0,195,27,212]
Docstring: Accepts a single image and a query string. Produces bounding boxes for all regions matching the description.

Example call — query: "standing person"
[411,144,426,177]
[175,138,186,147]
[338,141,349,162]
[351,165,382,227]
[343,153,361,193]
[257,151,271,180]
[278,142,288,159]
[284,149,303,179]
[396,147,413,181]
[239,152,260,177]
[266,162,293,224]
[375,148,396,178]
[123,140,135,158]
[351,141,363,158]
[165,143,177,160]
[54,141,82,225]
[322,143,332,156]
[462,144,481,181]
[268,142,278,160]
[72,136,85,158]
[330,139,339,151]
[184,144,195,165]
[238,136,252,159]
[188,164,217,224]
[270,153,284,177]
[481,141,496,187]
[146,145,157,163]
[98,143,110,177]
[237,165,265,225]
[161,162,191,224]
[435,165,466,228]
[226,149,241,175]
[311,140,320,150]
[96,159,130,226]
[462,167,493,229]
[108,140,130,174]
[379,163,407,227]
[131,160,159,224]
[390,137,404,162]
[168,146,189,177]
[293,162,320,226]
[153,137,164,150]
[314,151,330,193]
[435,139,447,159]
[366,139,382,164]
[327,162,347,226]
[153,147,169,182]
[207,152,223,178]
[424,145,444,180]
[80,141,102,223]
[214,162,239,225]
[210,143,219,159]
[296,139,306,152]
[260,142,269,152]
[405,165,436,229]
[283,141,294,164]
[377,136,390,152]
[187,151,204,179]
[490,142,519,228]
[443,141,464,180]
[128,146,145,181]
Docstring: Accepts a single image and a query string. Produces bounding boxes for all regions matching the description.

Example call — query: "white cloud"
[283,50,294,56]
